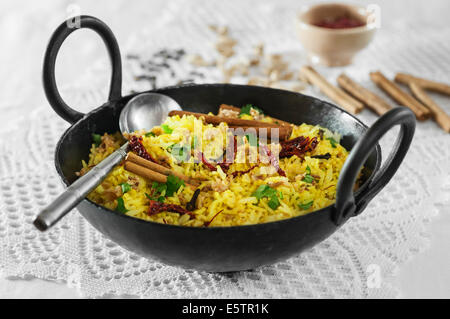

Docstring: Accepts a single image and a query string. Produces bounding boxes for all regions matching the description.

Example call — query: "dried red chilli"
[204,209,224,227]
[260,144,286,177]
[231,165,258,177]
[279,136,318,159]
[218,162,231,171]
[147,200,192,216]
[128,136,157,163]
[197,152,217,171]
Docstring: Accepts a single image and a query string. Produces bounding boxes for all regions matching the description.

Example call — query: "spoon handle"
[34,142,129,231]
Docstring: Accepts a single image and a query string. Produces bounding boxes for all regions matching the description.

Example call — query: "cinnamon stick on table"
[300,66,364,114]
[408,83,450,133]
[395,73,450,96]
[337,74,392,116]
[370,71,430,121]
[168,110,292,140]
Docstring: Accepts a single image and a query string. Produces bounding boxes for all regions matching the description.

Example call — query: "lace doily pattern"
[1,0,449,298]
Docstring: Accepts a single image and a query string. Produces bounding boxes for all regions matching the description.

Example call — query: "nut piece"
[188,54,214,67]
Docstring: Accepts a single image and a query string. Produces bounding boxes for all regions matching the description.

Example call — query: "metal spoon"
[34,93,182,231]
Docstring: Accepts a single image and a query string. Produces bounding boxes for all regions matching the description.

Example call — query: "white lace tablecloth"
[0,0,449,298]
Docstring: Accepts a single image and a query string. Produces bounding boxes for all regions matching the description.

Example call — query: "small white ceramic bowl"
[296,3,378,67]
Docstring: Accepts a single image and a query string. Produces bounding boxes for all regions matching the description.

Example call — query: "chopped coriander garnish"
[145,193,165,202]
[306,165,311,175]
[251,184,282,210]
[252,185,271,200]
[120,182,132,194]
[161,124,173,134]
[148,174,185,202]
[268,196,280,210]
[245,133,258,147]
[171,144,190,162]
[92,133,102,146]
[191,135,198,149]
[302,166,314,183]
[299,200,314,210]
[326,137,338,148]
[145,131,156,137]
[239,104,264,117]
[116,197,128,213]
[166,175,185,197]
[151,181,167,197]
[303,175,314,183]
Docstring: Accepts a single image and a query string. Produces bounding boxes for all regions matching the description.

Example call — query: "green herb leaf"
[92,133,102,146]
[251,184,281,210]
[145,192,165,202]
[191,135,198,149]
[166,174,185,197]
[239,104,264,117]
[245,133,258,147]
[302,166,314,183]
[268,196,280,210]
[161,124,173,134]
[252,185,271,200]
[116,197,128,213]
[326,137,337,148]
[145,131,156,137]
[299,200,314,210]
[302,175,314,183]
[120,182,132,194]
[306,165,311,175]
[157,196,165,203]
[151,181,167,196]
[171,144,190,162]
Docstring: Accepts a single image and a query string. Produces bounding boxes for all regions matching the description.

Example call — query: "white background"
[0,0,449,298]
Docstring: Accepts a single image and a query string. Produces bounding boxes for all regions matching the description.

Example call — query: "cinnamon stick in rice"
[337,74,392,115]
[409,83,450,133]
[395,73,450,96]
[300,66,364,114]
[124,161,168,184]
[126,152,199,185]
[370,71,430,121]
[218,104,293,126]
[168,110,292,140]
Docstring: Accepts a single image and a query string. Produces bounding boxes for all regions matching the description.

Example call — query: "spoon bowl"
[119,93,182,134]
